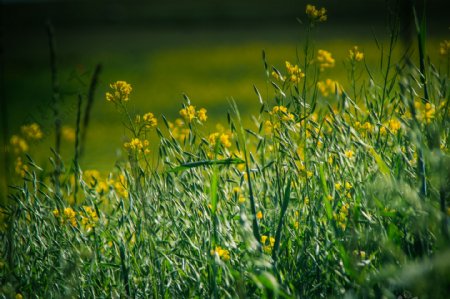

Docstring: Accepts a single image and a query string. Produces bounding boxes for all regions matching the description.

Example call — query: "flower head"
[440,40,450,56]
[143,112,158,128]
[349,46,364,62]
[179,105,196,122]
[306,4,327,23]
[317,50,335,71]
[21,123,43,140]
[106,81,132,103]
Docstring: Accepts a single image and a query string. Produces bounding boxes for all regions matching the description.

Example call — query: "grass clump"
[1,2,450,298]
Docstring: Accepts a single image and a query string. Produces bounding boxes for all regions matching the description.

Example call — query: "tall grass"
[1,2,450,298]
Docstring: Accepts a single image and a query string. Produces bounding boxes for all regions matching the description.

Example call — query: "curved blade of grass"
[167,158,244,173]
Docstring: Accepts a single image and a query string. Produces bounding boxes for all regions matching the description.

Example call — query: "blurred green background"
[1,0,449,181]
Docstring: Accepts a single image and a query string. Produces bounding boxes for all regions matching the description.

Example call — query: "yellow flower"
[106,81,132,103]
[388,119,401,134]
[238,196,246,204]
[316,50,335,71]
[197,108,208,122]
[52,209,60,217]
[335,182,342,191]
[440,40,450,56]
[14,157,28,177]
[10,135,28,154]
[219,133,232,148]
[306,4,327,22]
[271,70,285,81]
[345,182,352,190]
[261,235,268,244]
[317,79,342,97]
[344,150,354,159]
[179,105,196,122]
[256,211,263,219]
[21,123,43,140]
[349,46,364,62]
[63,207,77,227]
[143,112,158,128]
[285,61,305,83]
[61,126,76,142]
[16,293,23,299]
[211,246,230,262]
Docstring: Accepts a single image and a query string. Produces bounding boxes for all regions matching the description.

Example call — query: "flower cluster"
[285,61,305,83]
[10,135,28,155]
[21,123,43,140]
[105,81,132,103]
[270,105,295,122]
[261,235,275,254]
[124,138,150,154]
[316,50,335,71]
[208,131,233,148]
[317,79,343,97]
[210,246,230,262]
[14,157,28,177]
[62,126,76,142]
[334,203,349,230]
[440,40,449,56]
[306,4,327,23]
[81,206,99,232]
[179,105,208,123]
[142,112,158,128]
[53,207,77,227]
[349,46,364,62]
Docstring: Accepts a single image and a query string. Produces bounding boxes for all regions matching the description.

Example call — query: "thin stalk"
[80,63,102,157]
[73,94,82,204]
[46,20,62,196]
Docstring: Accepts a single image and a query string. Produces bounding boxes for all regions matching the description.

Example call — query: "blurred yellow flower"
[63,207,77,227]
[440,40,449,56]
[179,105,196,122]
[10,135,28,154]
[197,108,208,122]
[317,79,342,97]
[317,50,335,71]
[210,246,230,261]
[21,123,43,140]
[349,46,364,62]
[285,61,305,83]
[62,126,76,142]
[344,150,354,159]
[14,157,28,177]
[256,211,263,219]
[143,112,158,128]
[106,81,132,103]
[306,4,327,22]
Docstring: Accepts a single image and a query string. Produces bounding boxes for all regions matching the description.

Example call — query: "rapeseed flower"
[256,211,263,219]
[440,40,449,56]
[63,207,77,227]
[345,150,354,159]
[317,50,335,71]
[210,246,230,262]
[61,126,76,142]
[285,61,305,83]
[143,112,158,128]
[306,4,327,22]
[14,157,28,177]
[349,46,364,62]
[106,81,132,103]
[179,105,196,122]
[197,108,208,122]
[10,135,28,154]
[317,79,342,97]
[21,123,43,140]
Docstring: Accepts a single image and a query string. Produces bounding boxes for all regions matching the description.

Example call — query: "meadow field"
[1,1,450,298]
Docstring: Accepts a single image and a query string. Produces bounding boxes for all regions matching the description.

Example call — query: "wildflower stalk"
[46,20,62,196]
[80,63,102,157]
[73,94,82,204]
[0,34,9,200]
